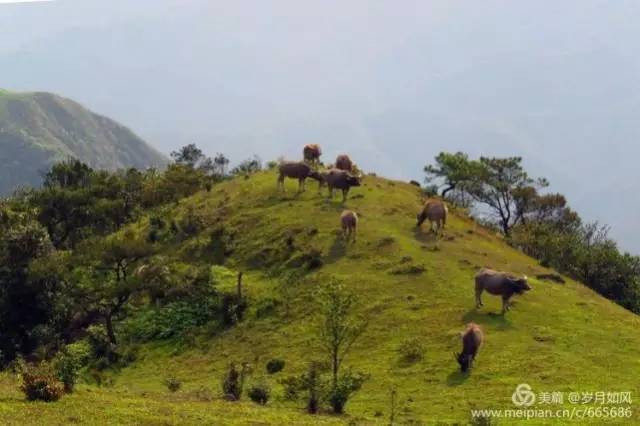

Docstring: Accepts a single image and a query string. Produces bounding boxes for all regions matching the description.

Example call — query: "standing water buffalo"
[475,268,531,314]
[277,161,323,192]
[323,169,361,202]
[335,154,353,172]
[455,322,483,373]
[303,144,322,165]
[416,199,448,233]
[340,210,358,243]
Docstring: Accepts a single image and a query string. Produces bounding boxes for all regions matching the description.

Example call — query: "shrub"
[328,371,368,414]
[87,324,117,363]
[398,338,425,364]
[265,358,285,374]
[53,352,80,393]
[164,376,182,393]
[124,301,218,341]
[221,294,248,326]
[470,412,497,425]
[20,363,65,402]
[248,382,270,405]
[280,362,326,414]
[221,363,249,401]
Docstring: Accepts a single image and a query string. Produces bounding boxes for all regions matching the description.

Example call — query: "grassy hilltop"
[1,170,639,425]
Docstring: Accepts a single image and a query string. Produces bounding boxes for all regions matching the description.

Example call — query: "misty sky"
[1,0,639,253]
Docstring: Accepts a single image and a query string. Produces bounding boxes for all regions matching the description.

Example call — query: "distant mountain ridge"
[0,89,166,195]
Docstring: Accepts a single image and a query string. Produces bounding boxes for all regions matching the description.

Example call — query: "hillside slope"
[0,89,166,195]
[1,171,638,425]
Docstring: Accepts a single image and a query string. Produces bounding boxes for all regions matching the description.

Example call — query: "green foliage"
[20,363,65,402]
[280,362,327,414]
[314,279,368,414]
[398,338,425,364]
[327,370,368,414]
[265,359,285,374]
[424,152,484,200]
[53,347,85,393]
[231,155,262,177]
[123,300,219,341]
[221,363,250,401]
[248,382,270,405]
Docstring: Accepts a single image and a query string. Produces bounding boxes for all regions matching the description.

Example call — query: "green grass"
[1,171,639,425]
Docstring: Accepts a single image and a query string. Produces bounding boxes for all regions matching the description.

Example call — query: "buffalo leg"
[501,295,511,313]
[475,286,483,308]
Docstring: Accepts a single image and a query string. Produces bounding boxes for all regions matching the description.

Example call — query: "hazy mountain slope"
[0,90,166,195]
[1,171,637,425]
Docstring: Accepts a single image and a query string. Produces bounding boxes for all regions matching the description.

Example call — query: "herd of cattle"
[277,144,533,373]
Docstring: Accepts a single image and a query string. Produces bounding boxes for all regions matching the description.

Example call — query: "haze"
[1,0,638,253]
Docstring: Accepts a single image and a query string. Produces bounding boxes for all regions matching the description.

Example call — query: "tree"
[75,230,156,344]
[42,159,92,190]
[423,152,484,198]
[170,143,224,177]
[231,156,262,176]
[466,156,548,236]
[213,153,230,177]
[0,214,58,360]
[314,279,368,414]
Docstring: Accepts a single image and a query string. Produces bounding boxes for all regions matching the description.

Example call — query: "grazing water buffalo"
[475,268,531,314]
[416,199,448,233]
[340,210,358,242]
[455,322,483,373]
[335,154,353,172]
[323,169,361,202]
[277,161,323,192]
[303,144,322,165]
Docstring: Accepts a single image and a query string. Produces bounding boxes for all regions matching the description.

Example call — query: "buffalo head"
[509,275,531,294]
[455,352,474,373]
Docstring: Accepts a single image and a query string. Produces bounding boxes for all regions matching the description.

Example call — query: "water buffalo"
[455,322,483,373]
[303,144,322,165]
[340,210,358,242]
[475,268,531,314]
[277,161,323,192]
[323,169,361,202]
[335,154,353,172]
[416,199,448,233]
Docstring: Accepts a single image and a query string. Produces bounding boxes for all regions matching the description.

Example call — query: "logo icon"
[512,383,536,407]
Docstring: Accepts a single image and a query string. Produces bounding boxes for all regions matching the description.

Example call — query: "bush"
[328,371,368,414]
[221,363,249,401]
[265,358,285,374]
[20,363,65,402]
[248,382,270,405]
[53,352,80,393]
[280,362,326,414]
[164,376,182,393]
[221,294,248,327]
[398,338,425,364]
[87,324,117,363]
[124,301,218,341]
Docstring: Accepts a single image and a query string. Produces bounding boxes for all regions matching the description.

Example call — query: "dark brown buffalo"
[475,268,531,313]
[277,161,323,192]
[303,144,322,164]
[455,322,484,373]
[416,199,448,233]
[322,169,361,202]
[335,154,353,172]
